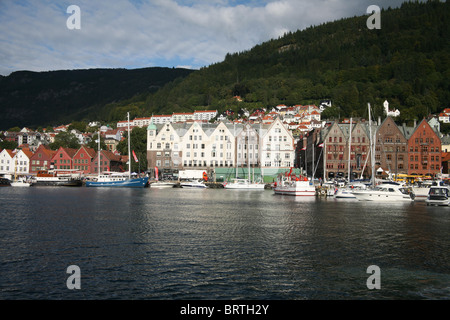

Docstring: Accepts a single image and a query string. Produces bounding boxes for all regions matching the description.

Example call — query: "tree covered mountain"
[0,67,194,130]
[144,0,449,124]
[1,1,448,130]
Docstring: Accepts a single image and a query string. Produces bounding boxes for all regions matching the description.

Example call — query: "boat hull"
[352,192,413,202]
[335,189,356,198]
[86,177,149,188]
[0,177,11,186]
[273,188,316,196]
[11,181,31,187]
[180,184,207,188]
[224,184,265,190]
[32,179,82,187]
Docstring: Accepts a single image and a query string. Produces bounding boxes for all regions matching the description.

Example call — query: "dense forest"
[0,67,194,130]
[0,1,448,130]
[143,0,449,124]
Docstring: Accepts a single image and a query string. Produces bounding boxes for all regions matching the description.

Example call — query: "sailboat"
[224,124,265,190]
[86,113,149,188]
[11,160,32,187]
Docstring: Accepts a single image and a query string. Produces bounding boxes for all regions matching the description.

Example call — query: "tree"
[116,127,148,173]
[49,131,80,150]
[68,121,87,132]
[86,132,106,150]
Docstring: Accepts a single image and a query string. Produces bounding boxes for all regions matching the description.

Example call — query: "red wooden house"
[73,146,96,174]
[51,147,78,171]
[91,150,126,174]
[407,119,442,177]
[30,145,56,173]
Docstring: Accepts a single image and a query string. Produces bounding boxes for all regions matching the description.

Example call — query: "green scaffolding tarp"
[214,167,303,183]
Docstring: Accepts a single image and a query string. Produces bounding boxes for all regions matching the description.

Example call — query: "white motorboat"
[335,182,367,199]
[11,178,32,187]
[150,180,176,188]
[180,179,207,188]
[224,178,265,190]
[274,176,316,196]
[425,185,450,206]
[352,181,414,202]
[412,180,444,201]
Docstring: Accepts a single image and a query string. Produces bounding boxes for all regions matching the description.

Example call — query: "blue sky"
[0,0,410,76]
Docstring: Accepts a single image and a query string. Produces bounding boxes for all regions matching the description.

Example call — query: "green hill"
[1,1,448,130]
[145,0,450,123]
[0,67,194,130]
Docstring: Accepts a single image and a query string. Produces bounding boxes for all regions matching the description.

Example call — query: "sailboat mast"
[98,128,101,178]
[127,112,131,179]
[348,117,352,182]
[247,124,250,184]
[368,103,375,187]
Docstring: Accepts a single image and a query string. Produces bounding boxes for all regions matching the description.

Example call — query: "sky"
[0,0,412,76]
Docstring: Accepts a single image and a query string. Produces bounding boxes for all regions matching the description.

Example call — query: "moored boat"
[179,179,207,188]
[273,175,316,196]
[412,180,445,201]
[425,185,450,206]
[224,178,265,190]
[0,177,11,186]
[85,112,149,188]
[150,180,176,188]
[352,181,414,202]
[11,178,32,187]
[335,182,367,199]
[31,170,82,187]
[85,172,149,188]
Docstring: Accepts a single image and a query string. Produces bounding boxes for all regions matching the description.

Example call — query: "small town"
[1,1,449,303]
[2,100,450,191]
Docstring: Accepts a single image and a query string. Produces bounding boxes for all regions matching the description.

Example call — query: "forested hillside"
[1,1,448,130]
[144,0,449,123]
[0,67,194,129]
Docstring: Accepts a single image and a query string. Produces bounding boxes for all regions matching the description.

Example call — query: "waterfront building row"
[298,117,444,180]
[0,144,128,177]
[146,118,295,179]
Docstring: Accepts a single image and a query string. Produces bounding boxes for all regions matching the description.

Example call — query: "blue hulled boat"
[85,173,148,188]
[86,112,149,188]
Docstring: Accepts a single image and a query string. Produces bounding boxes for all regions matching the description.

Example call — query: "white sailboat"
[224,124,265,190]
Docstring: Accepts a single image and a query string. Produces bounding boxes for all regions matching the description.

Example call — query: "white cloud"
[0,0,409,76]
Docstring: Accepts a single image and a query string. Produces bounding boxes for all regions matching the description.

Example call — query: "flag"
[318,143,324,148]
[132,150,139,162]
[301,146,306,150]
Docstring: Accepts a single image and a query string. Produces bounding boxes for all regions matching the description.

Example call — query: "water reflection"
[0,187,448,299]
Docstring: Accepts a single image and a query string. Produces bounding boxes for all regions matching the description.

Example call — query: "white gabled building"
[147,118,295,180]
[0,149,15,176]
[260,117,295,169]
[13,148,34,175]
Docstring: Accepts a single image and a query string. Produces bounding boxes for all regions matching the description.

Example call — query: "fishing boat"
[425,185,450,206]
[86,112,149,188]
[273,171,316,196]
[352,181,414,202]
[179,179,207,188]
[31,170,82,187]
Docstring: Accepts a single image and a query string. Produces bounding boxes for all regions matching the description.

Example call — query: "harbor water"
[0,186,449,300]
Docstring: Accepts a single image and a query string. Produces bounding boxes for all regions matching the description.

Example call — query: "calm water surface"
[0,186,449,300]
